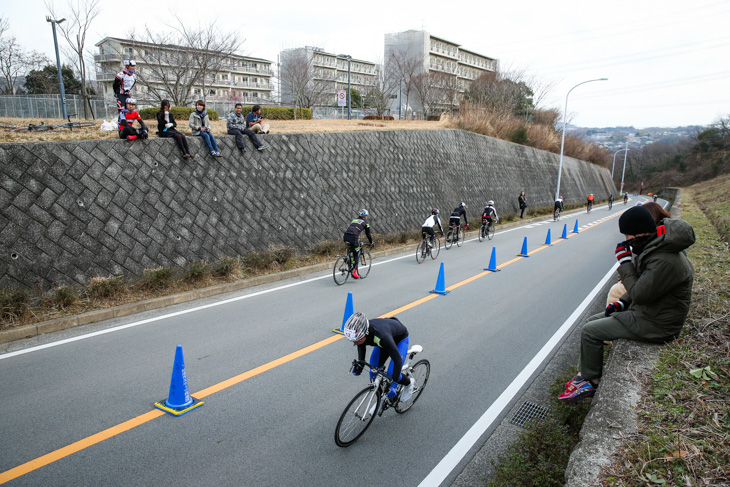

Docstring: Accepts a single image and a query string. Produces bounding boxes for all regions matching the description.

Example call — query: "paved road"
[0,199,647,486]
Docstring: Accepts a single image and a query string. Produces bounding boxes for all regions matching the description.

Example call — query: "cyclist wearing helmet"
[449,202,468,241]
[482,201,499,229]
[118,98,148,141]
[421,208,444,248]
[587,193,594,212]
[113,60,136,111]
[344,311,415,402]
[343,209,373,279]
[554,195,564,213]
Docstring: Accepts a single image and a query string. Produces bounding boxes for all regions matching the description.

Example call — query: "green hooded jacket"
[616,218,695,341]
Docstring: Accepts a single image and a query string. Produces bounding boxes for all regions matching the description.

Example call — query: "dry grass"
[0,116,445,144]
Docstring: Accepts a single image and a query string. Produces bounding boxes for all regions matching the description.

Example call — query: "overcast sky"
[4,0,730,128]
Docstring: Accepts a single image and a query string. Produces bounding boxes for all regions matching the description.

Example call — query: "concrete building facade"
[94,37,275,107]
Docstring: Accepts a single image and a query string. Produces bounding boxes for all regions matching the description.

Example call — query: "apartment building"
[279,46,377,108]
[94,37,275,106]
[384,30,497,116]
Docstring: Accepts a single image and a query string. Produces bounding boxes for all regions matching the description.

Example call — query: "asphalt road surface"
[0,197,650,486]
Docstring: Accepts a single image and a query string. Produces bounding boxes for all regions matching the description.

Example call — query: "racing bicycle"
[444,222,467,250]
[12,114,96,132]
[479,219,496,241]
[334,346,430,447]
[554,206,561,221]
[416,233,441,263]
[608,199,613,210]
[333,241,372,285]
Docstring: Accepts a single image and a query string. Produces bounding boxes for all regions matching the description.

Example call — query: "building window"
[124,47,133,56]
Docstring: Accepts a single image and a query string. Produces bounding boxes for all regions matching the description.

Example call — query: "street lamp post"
[620,143,630,195]
[46,16,68,120]
[612,145,629,180]
[555,78,608,201]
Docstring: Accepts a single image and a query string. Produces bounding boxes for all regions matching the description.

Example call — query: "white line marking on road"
[417,261,619,487]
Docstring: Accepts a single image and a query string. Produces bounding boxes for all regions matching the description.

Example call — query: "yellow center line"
[1,211,622,484]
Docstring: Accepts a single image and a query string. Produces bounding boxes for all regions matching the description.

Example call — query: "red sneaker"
[352,269,361,279]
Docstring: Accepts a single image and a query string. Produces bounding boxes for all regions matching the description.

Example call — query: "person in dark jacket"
[156,100,193,158]
[518,191,527,219]
[343,209,373,279]
[227,103,265,153]
[559,205,695,402]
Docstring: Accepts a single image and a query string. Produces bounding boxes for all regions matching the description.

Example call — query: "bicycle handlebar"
[350,360,392,383]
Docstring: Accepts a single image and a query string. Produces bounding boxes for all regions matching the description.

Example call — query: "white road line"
[417,262,619,487]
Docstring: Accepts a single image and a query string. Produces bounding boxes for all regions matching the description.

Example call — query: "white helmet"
[125,98,137,106]
[487,200,494,206]
[358,209,368,218]
[460,202,466,208]
[343,311,368,342]
[123,59,136,66]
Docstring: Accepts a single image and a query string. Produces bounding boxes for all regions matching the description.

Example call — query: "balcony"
[95,70,117,80]
[94,53,122,63]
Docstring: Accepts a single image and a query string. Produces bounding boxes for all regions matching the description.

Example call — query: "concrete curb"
[0,209,582,346]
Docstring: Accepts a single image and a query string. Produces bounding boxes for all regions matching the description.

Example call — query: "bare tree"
[46,0,101,119]
[279,47,331,118]
[386,47,423,119]
[463,71,534,119]
[126,16,243,107]
[412,72,441,117]
[364,62,397,117]
[0,18,50,95]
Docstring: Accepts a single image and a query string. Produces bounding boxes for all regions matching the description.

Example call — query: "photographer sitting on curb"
[559,205,695,402]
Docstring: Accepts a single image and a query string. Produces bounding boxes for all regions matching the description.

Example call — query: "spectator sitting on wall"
[113,60,136,112]
[189,99,221,157]
[157,99,193,159]
[118,98,148,141]
[246,105,270,135]
[227,103,266,154]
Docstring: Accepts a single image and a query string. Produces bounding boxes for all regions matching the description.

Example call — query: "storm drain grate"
[509,401,549,428]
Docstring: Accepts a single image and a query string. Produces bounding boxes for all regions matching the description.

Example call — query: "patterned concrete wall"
[0,129,615,289]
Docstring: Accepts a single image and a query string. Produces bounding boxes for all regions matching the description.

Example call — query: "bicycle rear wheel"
[335,386,381,447]
[333,256,350,285]
[395,359,430,413]
[456,227,463,247]
[487,224,495,240]
[478,225,485,242]
[66,122,96,129]
[444,229,453,250]
[358,250,372,278]
[12,124,52,132]
[0,121,17,130]
[430,237,440,260]
[416,240,427,264]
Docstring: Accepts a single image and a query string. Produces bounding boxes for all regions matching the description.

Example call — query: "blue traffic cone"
[154,345,204,416]
[518,237,529,257]
[573,219,579,233]
[485,246,500,272]
[561,224,568,239]
[429,262,450,295]
[545,228,552,246]
[333,292,354,334]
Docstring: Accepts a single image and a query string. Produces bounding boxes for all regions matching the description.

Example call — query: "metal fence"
[0,94,118,120]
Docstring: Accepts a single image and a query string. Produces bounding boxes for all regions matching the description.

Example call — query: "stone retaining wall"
[1,129,615,288]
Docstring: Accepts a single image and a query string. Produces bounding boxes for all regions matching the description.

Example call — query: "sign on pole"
[337,90,347,107]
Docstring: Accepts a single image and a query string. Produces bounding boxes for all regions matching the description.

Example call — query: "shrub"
[509,125,530,145]
[311,240,342,257]
[426,115,441,121]
[139,267,177,290]
[0,288,30,323]
[242,245,295,270]
[363,115,395,121]
[86,276,126,300]
[139,106,219,121]
[51,286,77,309]
[185,260,209,282]
[214,256,239,277]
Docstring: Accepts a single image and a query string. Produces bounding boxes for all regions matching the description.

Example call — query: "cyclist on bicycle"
[481,201,499,230]
[554,195,565,214]
[608,193,614,207]
[623,192,629,204]
[421,208,444,248]
[117,98,148,140]
[343,209,373,280]
[344,311,415,402]
[449,202,468,241]
[587,193,594,212]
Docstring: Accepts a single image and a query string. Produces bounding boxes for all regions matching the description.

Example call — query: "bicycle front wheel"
[456,228,463,247]
[478,225,485,242]
[0,121,17,130]
[333,256,350,285]
[430,238,440,260]
[487,224,495,240]
[416,240,427,264]
[395,359,430,414]
[335,386,381,447]
[444,230,453,250]
[358,251,372,279]
[67,122,96,129]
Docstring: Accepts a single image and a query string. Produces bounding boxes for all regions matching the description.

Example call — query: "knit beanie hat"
[619,206,656,235]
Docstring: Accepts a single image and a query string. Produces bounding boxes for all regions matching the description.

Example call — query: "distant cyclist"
[587,193,594,212]
[653,194,658,203]
[608,193,614,209]
[421,208,444,248]
[344,311,415,402]
[481,201,499,230]
[554,195,564,214]
[343,209,373,280]
[449,202,468,242]
[623,192,629,204]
